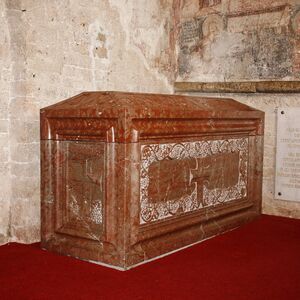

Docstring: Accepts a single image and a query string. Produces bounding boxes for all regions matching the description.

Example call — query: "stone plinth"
[40,91,264,270]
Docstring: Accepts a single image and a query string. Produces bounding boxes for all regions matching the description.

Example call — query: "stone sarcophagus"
[40,91,264,270]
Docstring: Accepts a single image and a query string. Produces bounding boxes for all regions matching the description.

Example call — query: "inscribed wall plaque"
[275,108,300,202]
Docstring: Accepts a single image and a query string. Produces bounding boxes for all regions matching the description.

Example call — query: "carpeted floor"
[0,215,299,300]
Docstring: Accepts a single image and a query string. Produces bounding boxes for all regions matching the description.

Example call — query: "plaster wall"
[0,0,176,244]
[0,0,12,245]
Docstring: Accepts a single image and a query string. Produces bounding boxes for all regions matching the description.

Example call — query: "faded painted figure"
[178,0,299,81]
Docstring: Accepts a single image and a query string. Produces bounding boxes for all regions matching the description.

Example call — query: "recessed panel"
[55,141,105,240]
[140,137,248,224]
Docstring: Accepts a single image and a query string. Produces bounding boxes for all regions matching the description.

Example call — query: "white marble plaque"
[275,108,300,202]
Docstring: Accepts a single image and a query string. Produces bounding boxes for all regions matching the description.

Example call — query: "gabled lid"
[41,91,262,119]
[40,91,264,142]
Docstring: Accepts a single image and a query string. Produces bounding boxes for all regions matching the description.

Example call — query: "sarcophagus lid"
[41,91,264,143]
[41,91,264,270]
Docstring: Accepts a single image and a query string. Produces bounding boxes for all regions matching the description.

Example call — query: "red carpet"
[0,215,299,300]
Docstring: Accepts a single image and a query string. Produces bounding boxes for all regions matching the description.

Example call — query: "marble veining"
[40,91,263,270]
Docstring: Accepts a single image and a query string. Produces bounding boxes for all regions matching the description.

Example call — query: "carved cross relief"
[140,138,248,224]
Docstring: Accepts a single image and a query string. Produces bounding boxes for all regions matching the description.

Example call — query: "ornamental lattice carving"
[140,137,248,224]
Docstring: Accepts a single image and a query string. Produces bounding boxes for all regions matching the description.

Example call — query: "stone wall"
[0,0,12,245]
[0,0,176,245]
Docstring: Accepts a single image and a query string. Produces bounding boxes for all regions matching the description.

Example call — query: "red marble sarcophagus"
[40,92,264,270]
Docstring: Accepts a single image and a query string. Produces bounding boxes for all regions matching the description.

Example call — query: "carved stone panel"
[140,137,248,224]
[55,141,105,241]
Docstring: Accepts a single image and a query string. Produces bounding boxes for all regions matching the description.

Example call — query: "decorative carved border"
[140,137,248,224]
